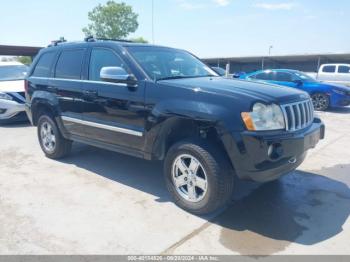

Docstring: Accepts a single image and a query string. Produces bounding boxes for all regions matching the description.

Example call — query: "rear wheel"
[164,139,235,215]
[311,93,330,111]
[37,114,72,159]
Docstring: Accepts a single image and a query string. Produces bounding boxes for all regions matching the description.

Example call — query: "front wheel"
[311,93,330,111]
[164,139,235,215]
[37,114,72,159]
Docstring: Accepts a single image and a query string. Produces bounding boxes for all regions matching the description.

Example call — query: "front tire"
[164,139,235,215]
[37,114,72,159]
[311,93,330,111]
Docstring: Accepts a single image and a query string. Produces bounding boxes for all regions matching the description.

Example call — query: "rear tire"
[37,114,72,159]
[311,93,330,111]
[164,139,235,215]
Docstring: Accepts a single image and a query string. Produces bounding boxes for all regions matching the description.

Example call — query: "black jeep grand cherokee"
[25,38,325,215]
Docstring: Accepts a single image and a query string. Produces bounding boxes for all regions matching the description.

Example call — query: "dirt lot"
[0,108,349,255]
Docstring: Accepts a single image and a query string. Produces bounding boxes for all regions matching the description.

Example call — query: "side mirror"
[100,67,137,86]
[293,79,303,86]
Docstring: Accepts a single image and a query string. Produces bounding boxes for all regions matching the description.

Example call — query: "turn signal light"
[241,112,255,131]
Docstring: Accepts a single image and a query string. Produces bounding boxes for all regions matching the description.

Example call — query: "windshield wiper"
[156,76,193,81]
[156,75,217,81]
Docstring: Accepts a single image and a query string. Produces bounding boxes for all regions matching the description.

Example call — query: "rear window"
[32,52,56,77]
[55,49,85,80]
[322,65,336,73]
[338,66,350,74]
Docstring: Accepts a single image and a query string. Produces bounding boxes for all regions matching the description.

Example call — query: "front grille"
[281,99,314,131]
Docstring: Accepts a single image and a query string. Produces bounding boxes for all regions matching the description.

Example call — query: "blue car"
[240,69,350,111]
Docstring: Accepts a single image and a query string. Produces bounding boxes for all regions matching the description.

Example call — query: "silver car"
[0,61,28,124]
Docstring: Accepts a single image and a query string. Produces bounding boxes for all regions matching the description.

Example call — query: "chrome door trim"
[61,116,143,137]
[29,76,128,87]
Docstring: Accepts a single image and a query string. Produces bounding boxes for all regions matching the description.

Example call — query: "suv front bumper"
[222,118,325,182]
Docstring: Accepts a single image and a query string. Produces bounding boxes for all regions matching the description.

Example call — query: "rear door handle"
[83,90,97,95]
[83,90,98,96]
[47,86,58,93]
[82,90,98,101]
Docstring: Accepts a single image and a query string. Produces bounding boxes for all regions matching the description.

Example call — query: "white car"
[307,63,350,87]
[0,61,28,124]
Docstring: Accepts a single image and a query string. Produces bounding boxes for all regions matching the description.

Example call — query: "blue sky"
[0,0,349,58]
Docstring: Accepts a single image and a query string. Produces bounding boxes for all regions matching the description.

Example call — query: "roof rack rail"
[84,36,133,43]
[48,37,67,47]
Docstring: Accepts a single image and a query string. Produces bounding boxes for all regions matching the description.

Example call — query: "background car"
[307,63,350,87]
[240,69,350,111]
[0,61,28,124]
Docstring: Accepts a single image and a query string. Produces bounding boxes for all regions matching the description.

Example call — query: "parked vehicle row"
[23,38,325,215]
[0,61,28,123]
[240,69,350,111]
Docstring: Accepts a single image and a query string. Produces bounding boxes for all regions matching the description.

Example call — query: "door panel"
[50,79,86,137]
[52,49,87,137]
[81,81,146,149]
[80,47,146,150]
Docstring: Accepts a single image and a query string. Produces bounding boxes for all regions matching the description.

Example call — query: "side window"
[255,72,273,80]
[338,66,350,74]
[55,49,85,80]
[274,72,293,82]
[322,65,336,73]
[248,74,256,79]
[89,48,127,81]
[32,52,56,77]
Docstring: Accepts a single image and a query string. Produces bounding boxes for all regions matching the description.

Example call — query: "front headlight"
[241,103,285,131]
[333,89,347,95]
[0,92,13,101]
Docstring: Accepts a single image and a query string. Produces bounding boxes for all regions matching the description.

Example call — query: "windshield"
[0,65,28,81]
[126,46,218,81]
[212,67,226,76]
[294,71,317,82]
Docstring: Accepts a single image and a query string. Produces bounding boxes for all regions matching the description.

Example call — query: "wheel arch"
[148,116,230,164]
[31,95,59,126]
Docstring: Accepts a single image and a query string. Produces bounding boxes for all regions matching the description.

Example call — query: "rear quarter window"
[32,52,56,77]
[338,66,350,74]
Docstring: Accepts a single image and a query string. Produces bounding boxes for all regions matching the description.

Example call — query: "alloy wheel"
[312,93,329,111]
[172,154,208,203]
[40,121,56,153]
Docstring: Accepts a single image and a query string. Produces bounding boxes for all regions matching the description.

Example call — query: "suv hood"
[0,80,24,93]
[160,77,309,104]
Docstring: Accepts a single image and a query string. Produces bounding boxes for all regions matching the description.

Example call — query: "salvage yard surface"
[0,108,350,255]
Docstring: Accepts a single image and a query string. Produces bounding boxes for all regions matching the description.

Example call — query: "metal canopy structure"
[203,53,350,73]
[0,45,42,57]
